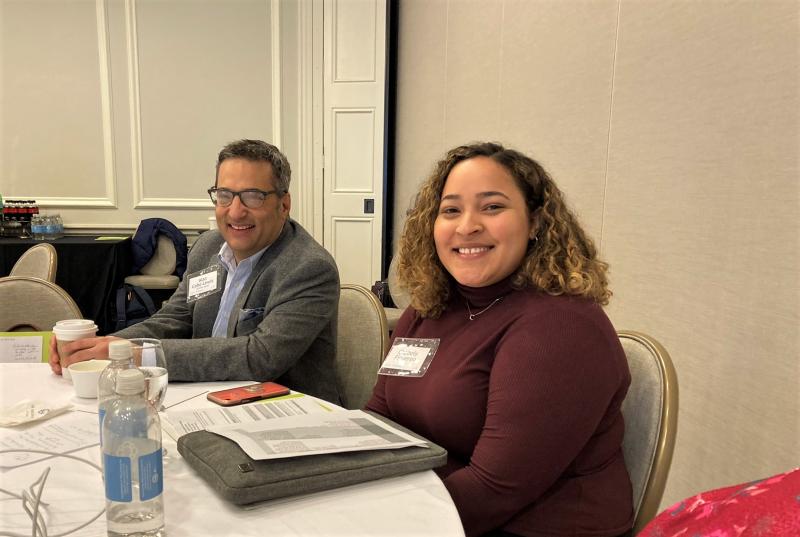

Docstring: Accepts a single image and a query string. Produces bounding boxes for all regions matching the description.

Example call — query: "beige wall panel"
[603,0,799,507]
[331,217,374,285]
[394,0,799,515]
[499,0,618,239]
[134,0,273,203]
[1,0,110,201]
[394,0,617,245]
[443,0,504,147]
[393,0,449,237]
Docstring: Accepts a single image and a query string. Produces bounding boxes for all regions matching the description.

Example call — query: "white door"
[321,0,387,288]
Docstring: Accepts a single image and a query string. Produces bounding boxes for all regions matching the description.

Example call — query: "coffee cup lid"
[54,319,96,329]
[53,319,98,336]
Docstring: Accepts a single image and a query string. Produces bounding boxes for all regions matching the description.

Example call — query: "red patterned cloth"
[639,467,800,537]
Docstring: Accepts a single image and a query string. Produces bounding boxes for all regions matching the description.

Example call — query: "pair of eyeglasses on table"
[0,362,465,537]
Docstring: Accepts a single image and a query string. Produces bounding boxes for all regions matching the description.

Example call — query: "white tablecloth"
[0,364,464,536]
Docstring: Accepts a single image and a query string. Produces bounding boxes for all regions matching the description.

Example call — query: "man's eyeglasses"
[207,187,283,209]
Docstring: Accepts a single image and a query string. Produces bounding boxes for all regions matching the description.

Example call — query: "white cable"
[0,449,106,537]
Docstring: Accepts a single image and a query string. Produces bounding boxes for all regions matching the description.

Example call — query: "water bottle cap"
[116,368,145,395]
[108,340,133,360]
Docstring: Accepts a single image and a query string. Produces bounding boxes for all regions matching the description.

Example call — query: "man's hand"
[49,335,124,375]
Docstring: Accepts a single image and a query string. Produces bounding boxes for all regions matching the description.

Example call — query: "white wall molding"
[35,197,117,208]
[65,223,207,232]
[95,0,119,209]
[295,0,324,239]
[125,0,146,209]
[126,0,210,209]
[271,0,283,150]
[122,0,279,210]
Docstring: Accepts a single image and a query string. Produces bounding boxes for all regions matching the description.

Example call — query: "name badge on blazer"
[378,338,440,378]
[186,265,223,303]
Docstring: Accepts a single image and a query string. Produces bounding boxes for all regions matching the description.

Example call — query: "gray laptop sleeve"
[176,411,448,505]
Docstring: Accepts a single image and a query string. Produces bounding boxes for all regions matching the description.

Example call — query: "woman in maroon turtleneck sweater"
[366,143,633,537]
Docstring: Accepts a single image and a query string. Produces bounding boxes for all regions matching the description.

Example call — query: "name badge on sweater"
[378,338,439,377]
[186,265,223,303]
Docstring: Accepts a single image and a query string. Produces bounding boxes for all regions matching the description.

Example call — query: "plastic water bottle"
[98,340,136,446]
[103,369,165,537]
[44,215,58,240]
[31,214,46,240]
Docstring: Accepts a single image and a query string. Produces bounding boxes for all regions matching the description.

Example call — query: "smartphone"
[207,382,290,406]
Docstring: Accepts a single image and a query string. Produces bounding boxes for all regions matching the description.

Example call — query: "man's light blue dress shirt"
[211,243,269,337]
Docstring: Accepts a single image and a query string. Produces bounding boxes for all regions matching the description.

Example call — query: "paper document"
[165,393,335,438]
[208,410,428,461]
[0,333,50,363]
[0,412,99,469]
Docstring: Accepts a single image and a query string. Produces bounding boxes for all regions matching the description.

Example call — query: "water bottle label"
[139,448,164,501]
[98,409,105,446]
[104,453,133,502]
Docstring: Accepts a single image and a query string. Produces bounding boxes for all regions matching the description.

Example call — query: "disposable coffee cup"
[52,319,98,381]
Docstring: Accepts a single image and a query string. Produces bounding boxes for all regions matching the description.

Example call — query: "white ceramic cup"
[68,359,111,398]
[52,319,98,381]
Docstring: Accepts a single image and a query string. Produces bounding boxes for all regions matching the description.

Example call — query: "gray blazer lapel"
[225,222,293,337]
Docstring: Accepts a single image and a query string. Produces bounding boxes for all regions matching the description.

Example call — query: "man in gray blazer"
[51,139,341,404]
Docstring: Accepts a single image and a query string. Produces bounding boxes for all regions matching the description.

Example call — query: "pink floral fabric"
[639,467,800,537]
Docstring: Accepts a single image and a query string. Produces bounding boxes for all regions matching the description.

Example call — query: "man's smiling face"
[215,158,290,263]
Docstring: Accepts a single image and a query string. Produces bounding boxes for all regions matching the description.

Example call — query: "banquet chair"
[0,276,82,333]
[336,284,389,409]
[9,242,57,282]
[125,234,180,291]
[383,257,411,332]
[618,330,679,534]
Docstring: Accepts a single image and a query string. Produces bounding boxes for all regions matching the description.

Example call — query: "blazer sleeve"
[136,251,339,382]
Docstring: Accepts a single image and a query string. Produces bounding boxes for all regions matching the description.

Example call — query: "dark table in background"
[0,236,132,335]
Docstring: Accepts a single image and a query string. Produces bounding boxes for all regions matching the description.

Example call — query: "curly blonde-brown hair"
[397,142,611,318]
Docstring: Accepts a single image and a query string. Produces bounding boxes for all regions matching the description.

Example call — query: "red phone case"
[207,382,290,406]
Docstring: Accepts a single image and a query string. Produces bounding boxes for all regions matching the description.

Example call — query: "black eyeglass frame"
[207,187,285,208]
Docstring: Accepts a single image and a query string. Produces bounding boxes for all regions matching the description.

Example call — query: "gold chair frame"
[618,330,679,534]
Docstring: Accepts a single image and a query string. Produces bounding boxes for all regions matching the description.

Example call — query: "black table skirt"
[0,236,133,335]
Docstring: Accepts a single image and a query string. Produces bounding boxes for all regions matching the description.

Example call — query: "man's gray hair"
[215,139,291,194]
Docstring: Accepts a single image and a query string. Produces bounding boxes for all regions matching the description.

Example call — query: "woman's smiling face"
[433,156,534,288]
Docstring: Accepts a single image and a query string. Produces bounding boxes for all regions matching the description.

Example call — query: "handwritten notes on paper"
[0,333,51,363]
[0,413,99,468]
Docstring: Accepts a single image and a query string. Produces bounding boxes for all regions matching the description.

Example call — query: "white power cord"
[0,449,105,537]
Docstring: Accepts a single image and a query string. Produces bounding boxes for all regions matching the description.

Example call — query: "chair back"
[125,235,180,289]
[10,243,57,282]
[336,284,389,409]
[0,276,82,333]
[383,257,411,331]
[618,330,679,534]
[387,256,411,310]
